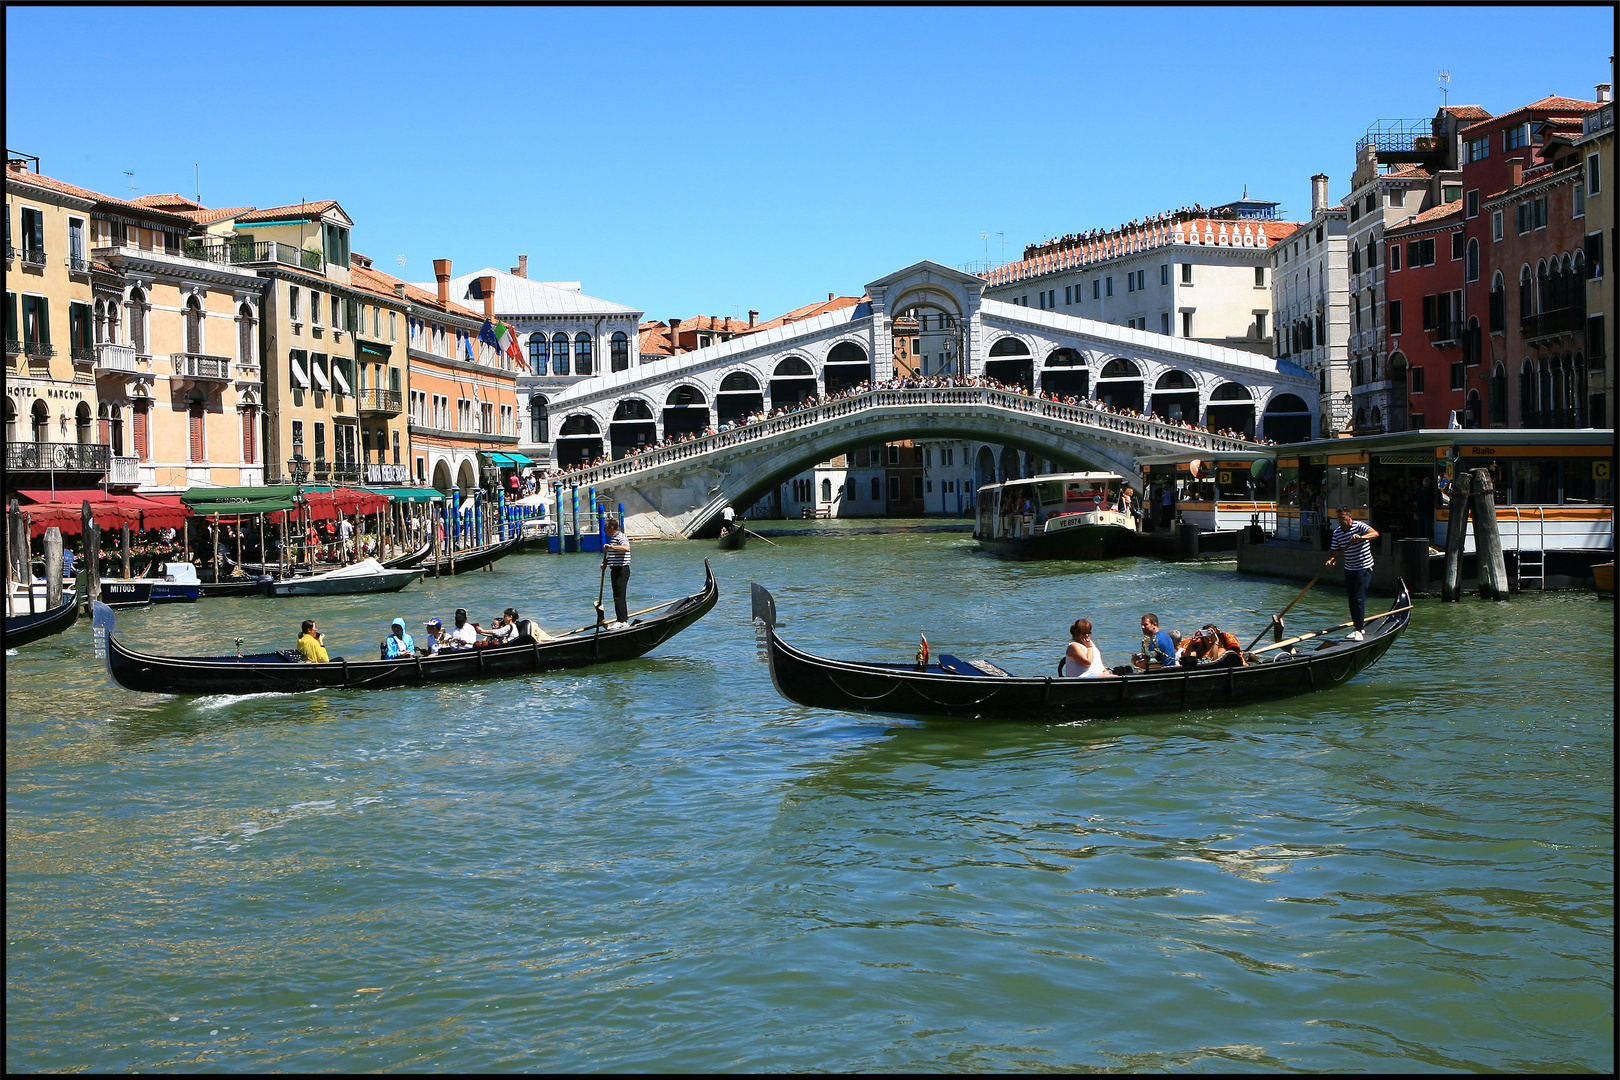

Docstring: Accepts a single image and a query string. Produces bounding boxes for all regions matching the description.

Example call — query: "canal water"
[6,527,1613,1072]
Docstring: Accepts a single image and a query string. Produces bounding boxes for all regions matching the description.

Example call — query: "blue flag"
[479,319,500,353]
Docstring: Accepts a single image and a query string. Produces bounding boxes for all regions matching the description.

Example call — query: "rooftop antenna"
[194,163,200,204]
[124,170,135,199]
[395,255,407,269]
[1438,69,1451,107]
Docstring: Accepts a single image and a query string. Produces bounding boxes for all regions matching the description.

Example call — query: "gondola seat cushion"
[938,654,1013,677]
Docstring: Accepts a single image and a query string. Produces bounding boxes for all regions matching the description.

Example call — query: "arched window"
[574,332,593,376]
[988,337,1031,356]
[184,295,204,354]
[1536,259,1550,313]
[529,333,548,371]
[75,401,92,444]
[529,395,549,443]
[610,331,629,371]
[1209,382,1252,400]
[238,303,255,364]
[612,398,654,421]
[98,402,111,445]
[666,384,706,406]
[821,478,833,502]
[827,341,866,363]
[128,287,146,354]
[871,476,882,501]
[1518,265,1533,320]
[552,332,569,376]
[774,357,813,376]
[1100,358,1140,379]
[1466,237,1479,282]
[558,414,600,436]
[1154,369,1197,389]
[32,399,50,442]
[1045,348,1084,367]
[1490,271,1506,332]
[720,371,760,392]
[1489,362,1507,424]
[4,398,15,443]
[93,299,106,344]
[1371,406,1382,427]
[1464,390,1481,428]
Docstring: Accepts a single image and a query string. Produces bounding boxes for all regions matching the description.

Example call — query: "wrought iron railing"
[1521,307,1586,340]
[313,462,332,483]
[1356,118,1434,155]
[172,352,232,379]
[71,345,96,363]
[357,388,402,415]
[95,342,139,373]
[1430,320,1463,345]
[5,339,21,356]
[548,385,1263,492]
[24,340,56,358]
[67,254,90,272]
[185,239,323,272]
[6,441,111,472]
[22,247,47,267]
[332,464,362,486]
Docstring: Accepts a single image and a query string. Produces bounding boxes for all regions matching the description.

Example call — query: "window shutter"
[5,292,16,342]
[133,406,148,459]
[31,209,44,252]
[1422,294,1436,330]
[189,407,204,462]
[1586,232,1603,278]
[39,297,50,343]
[242,409,255,463]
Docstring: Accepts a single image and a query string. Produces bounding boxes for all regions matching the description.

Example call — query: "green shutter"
[38,297,49,343]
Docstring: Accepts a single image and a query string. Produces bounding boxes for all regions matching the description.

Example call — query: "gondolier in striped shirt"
[1325,507,1380,641]
[603,517,632,628]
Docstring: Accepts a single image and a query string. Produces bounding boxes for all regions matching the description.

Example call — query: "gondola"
[5,576,82,649]
[92,561,718,695]
[716,525,748,550]
[750,580,1412,722]
[415,534,522,577]
[382,540,434,569]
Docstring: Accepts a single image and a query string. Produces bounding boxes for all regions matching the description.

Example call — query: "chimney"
[477,275,497,319]
[1508,158,1524,188]
[828,292,834,302]
[518,254,528,278]
[748,310,758,327]
[1598,83,1613,103]
[394,283,407,299]
[433,259,451,305]
[669,317,681,351]
[1310,173,1330,216]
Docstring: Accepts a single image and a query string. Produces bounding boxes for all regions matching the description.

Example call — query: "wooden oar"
[560,595,685,637]
[744,528,778,547]
[1251,605,1413,655]
[1246,558,1334,652]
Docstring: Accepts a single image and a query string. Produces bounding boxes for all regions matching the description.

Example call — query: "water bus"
[974,472,1139,560]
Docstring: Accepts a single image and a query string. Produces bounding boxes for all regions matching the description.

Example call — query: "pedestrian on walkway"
[1325,506,1379,640]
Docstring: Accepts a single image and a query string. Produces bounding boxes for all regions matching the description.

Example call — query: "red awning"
[16,490,191,536]
[267,486,392,523]
[22,501,143,538]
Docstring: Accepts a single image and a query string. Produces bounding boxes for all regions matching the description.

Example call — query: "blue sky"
[6,5,1611,321]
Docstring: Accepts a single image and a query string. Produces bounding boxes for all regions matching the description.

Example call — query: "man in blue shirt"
[1132,612,1179,671]
[1326,506,1380,640]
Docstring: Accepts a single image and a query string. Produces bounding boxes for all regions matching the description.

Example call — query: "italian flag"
[496,321,525,368]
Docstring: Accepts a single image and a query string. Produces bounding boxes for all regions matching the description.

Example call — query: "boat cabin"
[1137,451,1278,534]
[975,472,1128,541]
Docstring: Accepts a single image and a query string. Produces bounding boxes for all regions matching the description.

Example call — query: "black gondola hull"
[756,583,1410,722]
[416,535,522,577]
[5,595,81,648]
[716,527,748,550]
[94,563,717,695]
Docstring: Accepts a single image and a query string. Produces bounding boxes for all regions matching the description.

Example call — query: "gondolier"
[1326,507,1380,641]
[603,518,631,627]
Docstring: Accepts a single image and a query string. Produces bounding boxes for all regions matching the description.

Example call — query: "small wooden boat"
[262,558,420,597]
[5,576,82,649]
[717,525,748,550]
[975,472,1140,560]
[750,580,1412,722]
[92,561,718,695]
[416,534,522,577]
[382,540,433,569]
[1594,561,1614,597]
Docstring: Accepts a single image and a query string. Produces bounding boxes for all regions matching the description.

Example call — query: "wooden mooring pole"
[43,526,64,611]
[83,501,101,611]
[1441,471,1471,602]
[1470,468,1511,601]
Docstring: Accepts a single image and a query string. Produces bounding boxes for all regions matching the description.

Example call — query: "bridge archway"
[1096,357,1144,413]
[611,398,657,457]
[770,357,817,409]
[1151,369,1199,423]
[999,445,1022,481]
[663,384,709,440]
[1205,381,1255,438]
[984,335,1033,390]
[976,445,997,488]
[1263,393,1313,443]
[716,370,763,426]
[823,341,871,395]
[556,413,603,468]
[1041,347,1088,398]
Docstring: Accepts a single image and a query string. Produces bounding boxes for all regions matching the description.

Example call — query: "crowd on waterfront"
[535,374,1272,478]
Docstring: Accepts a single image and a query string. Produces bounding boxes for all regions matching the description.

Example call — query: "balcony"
[108,455,141,486]
[332,464,362,486]
[95,342,139,374]
[67,254,90,273]
[71,345,96,364]
[182,238,324,273]
[1521,306,1586,342]
[21,247,47,268]
[357,388,403,416]
[366,462,411,484]
[1430,321,1463,346]
[6,441,111,473]
[172,352,232,380]
[5,339,20,357]
[24,340,57,358]
[313,462,332,483]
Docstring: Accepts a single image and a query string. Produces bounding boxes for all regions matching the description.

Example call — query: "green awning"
[358,341,392,358]
[484,452,535,466]
[361,486,445,503]
[182,485,302,516]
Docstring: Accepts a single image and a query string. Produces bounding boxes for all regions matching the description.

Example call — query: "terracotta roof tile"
[1445,105,1492,120]
[736,296,863,334]
[234,200,340,224]
[349,262,480,320]
[132,193,204,210]
[5,165,193,225]
[180,205,255,224]
[1386,203,1463,235]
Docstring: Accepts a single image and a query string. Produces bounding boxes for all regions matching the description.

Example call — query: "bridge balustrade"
[547,386,1260,490]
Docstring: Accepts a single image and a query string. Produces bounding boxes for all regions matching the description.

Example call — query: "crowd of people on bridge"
[536,374,1276,482]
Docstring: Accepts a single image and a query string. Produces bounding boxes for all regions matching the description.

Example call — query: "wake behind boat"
[750,580,1411,722]
[91,561,718,695]
[262,558,420,597]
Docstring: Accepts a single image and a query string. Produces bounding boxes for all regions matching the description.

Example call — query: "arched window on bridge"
[552,332,570,376]
[1041,348,1087,399]
[717,370,764,426]
[610,331,630,372]
[663,384,709,440]
[823,341,870,396]
[1262,393,1312,444]
[1205,382,1255,439]
[555,413,602,469]
[976,445,997,489]
[610,398,656,458]
[1095,358,1144,413]
[771,357,817,410]
[1150,369,1199,425]
[984,337,1033,390]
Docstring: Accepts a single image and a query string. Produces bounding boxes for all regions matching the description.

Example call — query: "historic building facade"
[1575,82,1615,428]
[1270,174,1351,435]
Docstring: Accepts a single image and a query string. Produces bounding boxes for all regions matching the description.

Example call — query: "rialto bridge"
[537,261,1317,537]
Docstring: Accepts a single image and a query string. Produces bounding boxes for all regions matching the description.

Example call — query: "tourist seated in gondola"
[296,619,329,663]
[420,617,451,655]
[383,617,415,659]
[1060,618,1115,678]
[476,609,520,645]
[1131,613,1178,671]
[1182,624,1246,667]
[446,608,478,649]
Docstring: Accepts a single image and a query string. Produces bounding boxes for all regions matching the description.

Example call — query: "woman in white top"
[1061,618,1115,678]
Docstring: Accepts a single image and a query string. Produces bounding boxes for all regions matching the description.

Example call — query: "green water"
[6,530,1614,1071]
